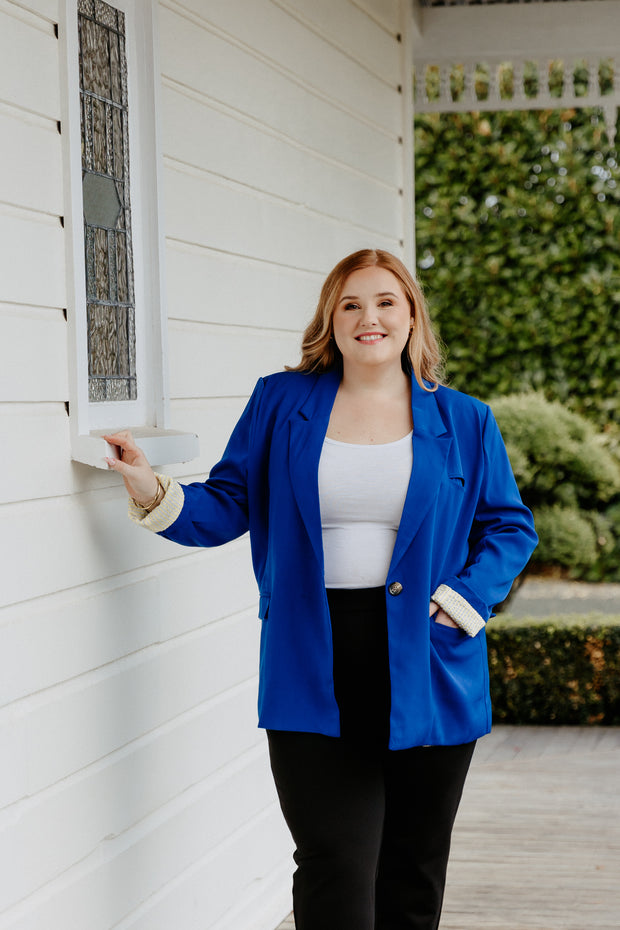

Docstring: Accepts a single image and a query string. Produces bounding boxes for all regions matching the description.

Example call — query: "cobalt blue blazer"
[159,369,537,749]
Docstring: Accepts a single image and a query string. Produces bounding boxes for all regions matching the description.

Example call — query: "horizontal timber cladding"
[0,109,63,216]
[161,85,400,240]
[0,697,271,920]
[161,0,400,132]
[163,161,400,271]
[0,307,68,404]
[0,603,260,809]
[0,541,255,707]
[0,5,59,116]
[168,320,302,399]
[0,210,66,309]
[0,396,250,504]
[160,5,402,183]
[1,1,411,928]
[165,243,323,331]
[273,0,400,85]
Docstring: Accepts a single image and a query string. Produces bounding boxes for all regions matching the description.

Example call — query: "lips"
[356,333,386,343]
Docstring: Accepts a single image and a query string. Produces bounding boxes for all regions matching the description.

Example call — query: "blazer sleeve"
[436,406,537,629]
[155,377,266,548]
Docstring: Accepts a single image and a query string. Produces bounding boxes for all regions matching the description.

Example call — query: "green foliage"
[489,392,620,579]
[533,506,597,570]
[487,615,620,725]
[415,107,620,428]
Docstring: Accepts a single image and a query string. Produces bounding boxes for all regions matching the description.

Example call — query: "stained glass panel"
[79,1,136,402]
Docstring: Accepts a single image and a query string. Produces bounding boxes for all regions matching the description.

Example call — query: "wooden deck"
[274,726,620,930]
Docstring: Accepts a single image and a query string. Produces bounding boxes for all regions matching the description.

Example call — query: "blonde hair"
[286,249,444,391]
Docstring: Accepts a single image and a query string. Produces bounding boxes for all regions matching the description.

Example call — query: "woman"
[105,249,537,930]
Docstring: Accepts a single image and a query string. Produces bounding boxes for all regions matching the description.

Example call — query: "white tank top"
[318,432,413,589]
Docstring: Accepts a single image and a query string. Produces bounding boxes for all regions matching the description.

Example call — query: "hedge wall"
[487,615,620,725]
[414,106,620,429]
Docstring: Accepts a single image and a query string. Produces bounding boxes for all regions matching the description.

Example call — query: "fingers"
[104,453,130,475]
[104,430,140,456]
[428,600,439,617]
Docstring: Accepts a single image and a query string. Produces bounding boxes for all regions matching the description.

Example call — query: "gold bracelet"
[132,477,164,512]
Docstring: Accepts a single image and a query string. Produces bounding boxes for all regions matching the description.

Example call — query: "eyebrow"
[338,291,399,303]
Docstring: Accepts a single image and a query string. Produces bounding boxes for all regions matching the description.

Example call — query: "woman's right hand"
[103,430,160,505]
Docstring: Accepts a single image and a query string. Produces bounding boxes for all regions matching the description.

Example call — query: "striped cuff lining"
[431,584,486,637]
[128,473,185,533]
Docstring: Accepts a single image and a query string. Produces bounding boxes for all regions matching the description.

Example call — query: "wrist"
[132,477,164,511]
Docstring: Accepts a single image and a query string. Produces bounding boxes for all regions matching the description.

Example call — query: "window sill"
[72,428,199,470]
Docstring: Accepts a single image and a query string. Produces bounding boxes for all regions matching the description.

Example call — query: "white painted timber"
[0,541,255,707]
[6,0,59,22]
[0,691,268,927]
[0,738,274,917]
[273,0,400,86]
[0,398,252,503]
[0,404,75,503]
[0,209,65,309]
[159,7,400,182]
[0,306,68,403]
[111,807,291,930]
[0,606,260,810]
[164,163,400,279]
[164,0,400,129]
[169,321,302,400]
[161,85,400,239]
[0,2,414,929]
[165,241,323,331]
[0,108,63,215]
[0,5,59,117]
[414,1,620,59]
[166,397,259,479]
[0,405,188,504]
[0,491,182,608]
[353,0,401,34]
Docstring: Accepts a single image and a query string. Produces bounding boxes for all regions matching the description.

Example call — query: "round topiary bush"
[489,392,620,580]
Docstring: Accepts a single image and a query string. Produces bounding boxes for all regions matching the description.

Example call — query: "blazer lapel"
[286,371,451,575]
[389,382,451,571]
[288,370,341,568]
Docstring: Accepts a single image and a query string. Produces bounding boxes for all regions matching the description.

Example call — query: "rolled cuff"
[431,584,486,637]
[128,473,185,533]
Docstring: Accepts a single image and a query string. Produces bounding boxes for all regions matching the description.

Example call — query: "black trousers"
[268,587,476,930]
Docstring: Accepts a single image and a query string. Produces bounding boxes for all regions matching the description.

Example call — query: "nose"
[359,306,379,327]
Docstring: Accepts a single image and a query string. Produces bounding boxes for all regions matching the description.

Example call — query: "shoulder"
[261,369,321,391]
[432,384,510,460]
[434,383,490,420]
[248,370,327,421]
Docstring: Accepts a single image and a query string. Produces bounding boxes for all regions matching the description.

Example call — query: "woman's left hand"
[429,601,458,628]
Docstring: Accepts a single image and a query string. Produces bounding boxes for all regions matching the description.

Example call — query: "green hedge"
[487,615,620,725]
[414,107,620,429]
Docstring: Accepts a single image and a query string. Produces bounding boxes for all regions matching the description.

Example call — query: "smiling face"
[331,265,413,375]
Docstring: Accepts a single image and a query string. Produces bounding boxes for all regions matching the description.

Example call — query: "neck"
[340,362,410,397]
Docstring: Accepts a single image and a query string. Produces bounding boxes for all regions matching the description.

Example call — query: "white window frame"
[59,0,198,468]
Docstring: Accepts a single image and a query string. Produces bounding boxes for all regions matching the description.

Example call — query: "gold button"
[388,581,403,596]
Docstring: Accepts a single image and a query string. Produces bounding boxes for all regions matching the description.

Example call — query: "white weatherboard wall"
[0,1,413,928]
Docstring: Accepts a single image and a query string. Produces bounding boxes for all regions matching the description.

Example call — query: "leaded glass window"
[78,0,136,402]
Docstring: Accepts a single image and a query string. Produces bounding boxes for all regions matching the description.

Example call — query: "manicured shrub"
[489,392,620,580]
[533,505,597,570]
[487,615,620,725]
